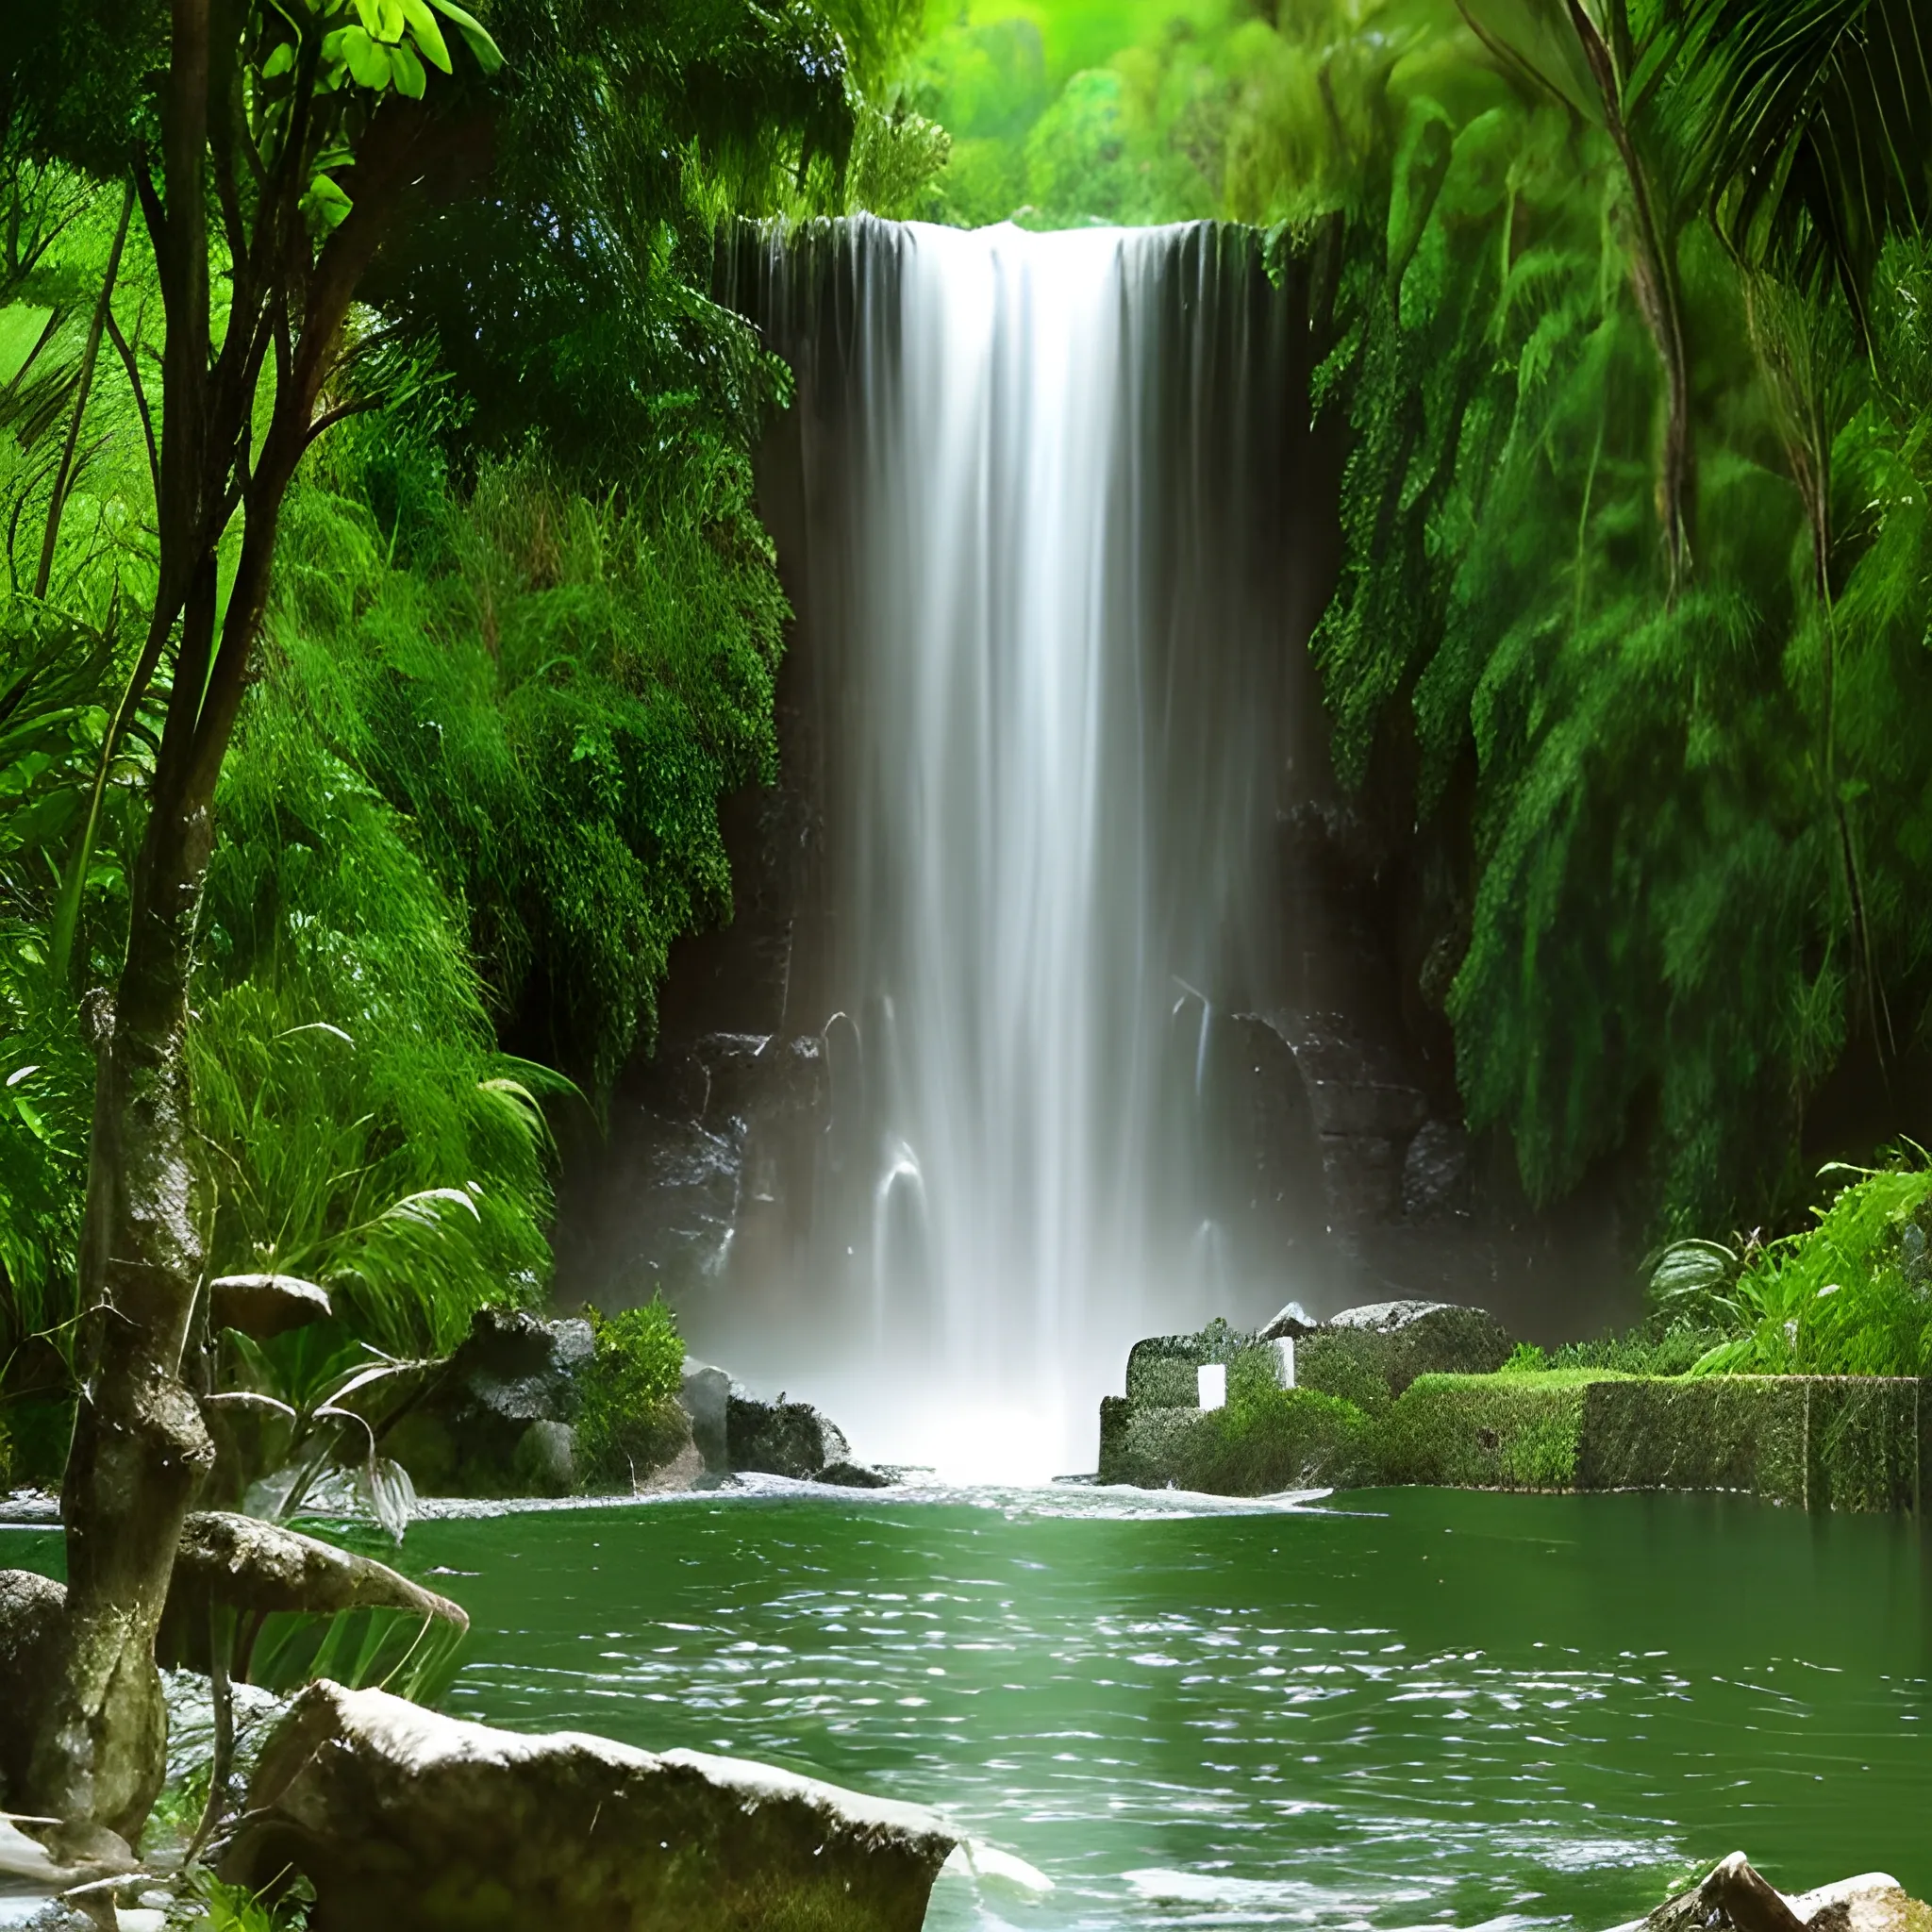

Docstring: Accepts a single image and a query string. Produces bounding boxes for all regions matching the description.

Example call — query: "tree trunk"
[25,737,225,1837]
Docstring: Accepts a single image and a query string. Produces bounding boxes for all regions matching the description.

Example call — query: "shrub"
[1186,1387,1377,1495]
[576,1298,689,1489]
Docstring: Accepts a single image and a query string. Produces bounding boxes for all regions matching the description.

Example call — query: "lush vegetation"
[872,0,1932,1273]
[575,1296,691,1486]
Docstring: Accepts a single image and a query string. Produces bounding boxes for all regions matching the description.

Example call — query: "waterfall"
[709,218,1328,1478]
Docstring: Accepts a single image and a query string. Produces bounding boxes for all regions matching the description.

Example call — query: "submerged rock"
[223,1680,958,1931]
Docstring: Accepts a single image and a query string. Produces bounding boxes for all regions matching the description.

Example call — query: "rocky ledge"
[221,1680,957,1931]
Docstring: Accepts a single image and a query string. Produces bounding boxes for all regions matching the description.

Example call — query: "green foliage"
[277,425,789,1094]
[577,1297,690,1488]
[1680,1153,1932,1376]
[182,1873,315,1932]
[1376,1371,1616,1489]
[1188,1385,1377,1494]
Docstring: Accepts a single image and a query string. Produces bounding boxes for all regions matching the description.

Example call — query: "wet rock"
[818,1460,894,1489]
[222,1680,957,1932]
[383,1308,594,1498]
[679,1359,731,1474]
[1620,1856,1924,1932]
[0,1568,65,1808]
[727,1388,851,1479]
[1402,1121,1473,1221]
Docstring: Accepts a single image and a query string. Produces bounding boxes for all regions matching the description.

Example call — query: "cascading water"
[692,218,1331,1477]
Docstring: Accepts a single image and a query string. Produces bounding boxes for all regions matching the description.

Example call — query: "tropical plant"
[576,1297,689,1489]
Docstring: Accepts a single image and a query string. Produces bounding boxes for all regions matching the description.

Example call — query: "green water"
[397,1485,1930,1930]
[8,1484,1926,1926]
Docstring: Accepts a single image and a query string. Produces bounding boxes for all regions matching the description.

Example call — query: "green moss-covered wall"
[1101,1339,1932,1512]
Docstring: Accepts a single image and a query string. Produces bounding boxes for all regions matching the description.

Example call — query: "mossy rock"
[1100,1404,1215,1488]
[1124,1325,1281,1406]
[1298,1302,1514,1415]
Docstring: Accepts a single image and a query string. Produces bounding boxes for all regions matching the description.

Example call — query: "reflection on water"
[406,1487,1928,1929]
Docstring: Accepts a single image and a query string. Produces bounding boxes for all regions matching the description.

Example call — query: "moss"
[1296,1331,1397,1414]
[1377,1373,1631,1490]
[1576,1377,1809,1503]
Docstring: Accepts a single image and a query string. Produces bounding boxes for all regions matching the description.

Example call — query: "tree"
[1457,0,1695,594]
[1,0,850,1839]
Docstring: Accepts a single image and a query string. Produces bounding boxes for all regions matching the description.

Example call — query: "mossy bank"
[1100,1302,1932,1513]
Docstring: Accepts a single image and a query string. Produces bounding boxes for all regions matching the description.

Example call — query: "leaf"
[260,41,295,77]
[341,25,393,89]
[391,37,426,97]
[303,173,355,231]
[366,1456,418,1541]
[398,0,453,71]
[425,0,504,74]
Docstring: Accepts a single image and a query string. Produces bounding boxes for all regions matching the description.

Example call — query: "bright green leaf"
[377,0,407,42]
[425,0,504,74]
[260,40,295,77]
[398,0,452,71]
[341,25,393,89]
[391,37,426,96]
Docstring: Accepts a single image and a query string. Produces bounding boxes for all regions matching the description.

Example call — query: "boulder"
[727,1388,850,1479]
[818,1460,894,1489]
[1296,1299,1513,1408]
[1257,1300,1320,1341]
[0,1568,65,1808]
[222,1680,958,1932]
[1618,1856,1924,1932]
[383,1308,595,1498]
[679,1359,731,1475]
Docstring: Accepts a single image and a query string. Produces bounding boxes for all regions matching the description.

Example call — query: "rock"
[163,1668,291,1819]
[510,1419,577,1497]
[222,1680,958,1931]
[383,1308,595,1498]
[207,1274,332,1339]
[166,1513,468,1630]
[818,1460,893,1489]
[1402,1121,1472,1221]
[679,1359,731,1474]
[0,1568,66,1809]
[1257,1300,1319,1341]
[1296,1298,1513,1407]
[1619,1857,1924,1932]
[727,1388,850,1479]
